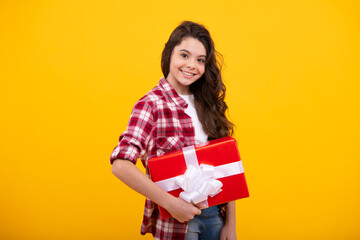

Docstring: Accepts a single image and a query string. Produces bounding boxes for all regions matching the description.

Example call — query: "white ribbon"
[175,164,223,204]
[154,146,244,204]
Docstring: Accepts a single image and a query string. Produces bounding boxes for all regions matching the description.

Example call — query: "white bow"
[175,164,223,204]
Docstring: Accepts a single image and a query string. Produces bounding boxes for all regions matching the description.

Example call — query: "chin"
[180,79,196,86]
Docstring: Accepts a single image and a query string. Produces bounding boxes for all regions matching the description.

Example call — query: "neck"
[166,78,191,95]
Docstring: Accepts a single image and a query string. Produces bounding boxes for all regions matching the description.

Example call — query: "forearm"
[111,159,201,222]
[111,159,174,209]
[220,201,237,239]
[225,201,236,227]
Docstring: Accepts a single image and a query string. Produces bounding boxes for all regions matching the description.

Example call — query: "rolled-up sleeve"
[110,100,154,164]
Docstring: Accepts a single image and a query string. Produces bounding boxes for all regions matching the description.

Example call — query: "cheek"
[170,60,182,71]
[199,65,205,75]
[169,61,179,73]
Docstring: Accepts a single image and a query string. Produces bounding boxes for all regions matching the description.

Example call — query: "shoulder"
[135,85,167,109]
[131,84,169,118]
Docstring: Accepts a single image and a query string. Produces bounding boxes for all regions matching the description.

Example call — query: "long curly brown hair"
[161,21,234,140]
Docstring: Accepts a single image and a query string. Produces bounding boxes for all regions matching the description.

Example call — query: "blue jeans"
[186,205,224,240]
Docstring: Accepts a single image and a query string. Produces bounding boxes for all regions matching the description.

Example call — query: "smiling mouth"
[180,69,196,76]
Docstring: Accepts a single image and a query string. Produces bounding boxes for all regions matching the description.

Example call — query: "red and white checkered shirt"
[110,77,196,239]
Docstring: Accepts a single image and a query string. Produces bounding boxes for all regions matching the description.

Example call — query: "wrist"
[161,193,177,211]
[224,216,236,226]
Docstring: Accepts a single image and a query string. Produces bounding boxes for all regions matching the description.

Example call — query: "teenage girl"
[110,21,236,240]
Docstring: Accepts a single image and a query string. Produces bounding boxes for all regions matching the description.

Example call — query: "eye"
[197,58,206,63]
[181,53,188,58]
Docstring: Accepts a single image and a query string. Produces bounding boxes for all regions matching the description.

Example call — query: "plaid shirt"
[110,77,196,239]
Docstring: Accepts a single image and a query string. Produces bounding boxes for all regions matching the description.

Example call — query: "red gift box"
[148,136,249,219]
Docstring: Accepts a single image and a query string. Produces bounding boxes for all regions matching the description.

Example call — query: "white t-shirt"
[179,94,209,144]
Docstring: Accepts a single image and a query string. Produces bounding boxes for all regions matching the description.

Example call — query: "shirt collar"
[159,77,188,108]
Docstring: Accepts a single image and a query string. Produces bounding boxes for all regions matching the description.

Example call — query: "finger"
[198,202,207,209]
[195,207,201,215]
[195,201,208,209]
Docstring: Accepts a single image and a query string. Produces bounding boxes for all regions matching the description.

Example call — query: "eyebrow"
[179,49,207,58]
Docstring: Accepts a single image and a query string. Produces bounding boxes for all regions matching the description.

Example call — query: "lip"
[180,69,196,77]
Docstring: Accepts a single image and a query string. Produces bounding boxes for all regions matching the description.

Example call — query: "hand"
[166,197,201,223]
[194,200,208,209]
[220,223,237,240]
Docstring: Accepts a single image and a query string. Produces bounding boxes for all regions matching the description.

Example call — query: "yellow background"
[1,1,359,239]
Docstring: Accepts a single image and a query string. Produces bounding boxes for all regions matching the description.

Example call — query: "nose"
[186,59,196,69]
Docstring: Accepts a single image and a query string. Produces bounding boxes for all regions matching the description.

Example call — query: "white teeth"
[182,70,194,76]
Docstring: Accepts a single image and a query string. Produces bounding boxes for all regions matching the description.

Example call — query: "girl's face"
[166,37,206,95]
